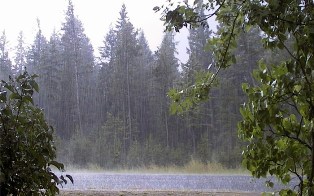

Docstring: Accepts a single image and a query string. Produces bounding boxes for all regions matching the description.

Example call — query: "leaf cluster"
[158,0,314,110]
[239,59,313,194]
[159,0,314,194]
[157,0,245,112]
[0,72,72,195]
[168,70,217,113]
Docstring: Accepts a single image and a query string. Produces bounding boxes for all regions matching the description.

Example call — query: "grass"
[64,160,248,175]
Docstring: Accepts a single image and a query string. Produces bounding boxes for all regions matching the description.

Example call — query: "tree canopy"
[156,0,314,194]
[0,72,72,195]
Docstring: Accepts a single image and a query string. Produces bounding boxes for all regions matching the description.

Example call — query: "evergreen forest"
[0,1,278,169]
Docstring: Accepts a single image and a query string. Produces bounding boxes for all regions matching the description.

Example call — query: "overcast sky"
[0,0,189,62]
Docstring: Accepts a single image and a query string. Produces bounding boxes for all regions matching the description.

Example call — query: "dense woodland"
[0,2,275,169]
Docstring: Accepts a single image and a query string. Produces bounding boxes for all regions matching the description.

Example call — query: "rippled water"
[59,173,290,193]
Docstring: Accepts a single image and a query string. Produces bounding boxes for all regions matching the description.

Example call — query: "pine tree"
[0,31,12,81]
[181,2,214,157]
[26,19,49,108]
[98,5,159,167]
[133,31,154,143]
[97,27,117,126]
[14,31,27,75]
[59,0,95,139]
[100,4,140,162]
[114,4,139,147]
[45,30,63,130]
[153,32,179,148]
[211,27,264,167]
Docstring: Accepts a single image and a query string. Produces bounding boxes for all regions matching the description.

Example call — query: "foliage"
[157,0,314,194]
[239,60,314,195]
[1,0,249,173]
[196,132,211,164]
[127,140,143,168]
[168,70,216,114]
[58,2,242,169]
[96,113,124,168]
[0,31,12,81]
[68,132,93,167]
[0,71,72,195]
[14,31,27,74]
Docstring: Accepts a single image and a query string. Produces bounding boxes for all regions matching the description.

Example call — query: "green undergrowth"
[65,160,247,175]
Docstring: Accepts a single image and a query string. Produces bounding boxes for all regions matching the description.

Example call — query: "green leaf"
[17,74,25,80]
[22,95,33,104]
[193,0,200,5]
[153,6,160,12]
[0,91,7,102]
[266,180,274,188]
[262,193,273,196]
[279,189,297,196]
[66,174,74,184]
[282,174,291,184]
[9,92,20,100]
[30,80,39,92]
[277,139,287,149]
[293,85,301,93]
[0,71,66,195]
[31,74,39,79]
[60,175,67,184]
[242,83,249,92]
[231,54,236,64]
[4,83,14,92]
[49,161,64,170]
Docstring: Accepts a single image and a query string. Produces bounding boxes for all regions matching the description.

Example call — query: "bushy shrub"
[0,72,72,195]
